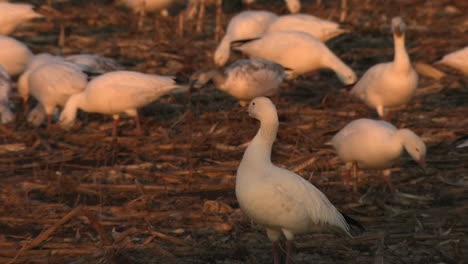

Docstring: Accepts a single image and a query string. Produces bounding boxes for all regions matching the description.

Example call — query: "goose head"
[189,68,221,90]
[248,97,277,123]
[392,17,407,37]
[400,129,426,170]
[337,70,357,86]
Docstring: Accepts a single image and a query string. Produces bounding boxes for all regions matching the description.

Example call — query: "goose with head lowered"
[214,10,278,67]
[59,70,188,136]
[236,97,363,264]
[231,30,356,85]
[190,58,287,106]
[328,118,426,192]
[0,2,44,35]
[350,17,418,120]
[435,46,468,75]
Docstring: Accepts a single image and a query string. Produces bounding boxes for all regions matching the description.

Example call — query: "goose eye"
[252,102,255,106]
[415,148,419,152]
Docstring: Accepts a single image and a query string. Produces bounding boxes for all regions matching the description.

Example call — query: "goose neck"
[245,117,279,165]
[393,34,410,70]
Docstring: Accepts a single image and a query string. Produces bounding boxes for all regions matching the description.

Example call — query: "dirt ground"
[0,0,467,263]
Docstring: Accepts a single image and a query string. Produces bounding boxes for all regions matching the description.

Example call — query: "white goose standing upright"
[328,118,426,191]
[231,30,356,85]
[236,97,362,264]
[59,71,188,136]
[350,17,418,119]
[190,58,287,106]
[214,10,278,67]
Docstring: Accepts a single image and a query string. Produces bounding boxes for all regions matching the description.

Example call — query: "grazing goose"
[190,59,287,106]
[18,53,64,103]
[65,54,123,73]
[266,14,348,42]
[231,30,356,84]
[27,61,88,127]
[214,10,278,67]
[0,2,44,35]
[0,35,33,76]
[59,71,188,136]
[350,17,418,119]
[236,97,363,264]
[435,46,468,75]
[0,65,14,124]
[328,118,426,191]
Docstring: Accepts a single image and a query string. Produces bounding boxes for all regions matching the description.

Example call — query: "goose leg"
[134,113,143,136]
[46,114,53,129]
[352,161,359,192]
[383,169,394,192]
[285,240,294,264]
[272,241,281,264]
[112,114,120,137]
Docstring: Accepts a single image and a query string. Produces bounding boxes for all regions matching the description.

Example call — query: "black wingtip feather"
[173,75,189,85]
[341,212,365,231]
[230,37,261,48]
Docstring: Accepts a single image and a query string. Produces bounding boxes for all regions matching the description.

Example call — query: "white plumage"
[27,61,88,127]
[329,118,426,191]
[0,65,14,124]
[59,71,187,136]
[435,46,468,75]
[266,14,348,42]
[0,35,33,76]
[191,59,286,106]
[232,30,356,84]
[214,10,278,67]
[236,97,356,264]
[350,17,418,118]
[0,2,44,35]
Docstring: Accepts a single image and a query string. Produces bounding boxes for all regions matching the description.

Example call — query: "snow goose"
[435,46,468,75]
[242,0,300,13]
[59,71,188,136]
[17,53,64,103]
[27,61,88,127]
[0,65,14,124]
[231,30,357,85]
[214,10,278,67]
[65,54,123,73]
[0,2,44,35]
[0,35,33,76]
[265,14,348,42]
[328,118,426,191]
[190,59,287,106]
[236,96,363,264]
[350,17,418,119]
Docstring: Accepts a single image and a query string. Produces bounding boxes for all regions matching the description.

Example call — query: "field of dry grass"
[0,0,467,263]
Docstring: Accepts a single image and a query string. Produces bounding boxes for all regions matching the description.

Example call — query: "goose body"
[266,14,348,42]
[59,71,187,135]
[236,97,359,263]
[0,65,14,124]
[191,59,286,105]
[27,61,88,127]
[329,118,426,190]
[0,2,43,35]
[350,17,418,118]
[436,46,468,75]
[214,10,278,67]
[231,30,356,84]
[0,35,33,76]
[65,54,123,73]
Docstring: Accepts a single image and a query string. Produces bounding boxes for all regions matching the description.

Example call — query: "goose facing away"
[236,97,362,264]
[27,61,88,127]
[435,46,468,75]
[328,118,426,191]
[266,14,348,42]
[350,17,418,119]
[59,71,188,136]
[0,65,14,124]
[190,59,287,106]
[0,2,44,35]
[231,30,356,85]
[0,35,33,76]
[214,10,278,67]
